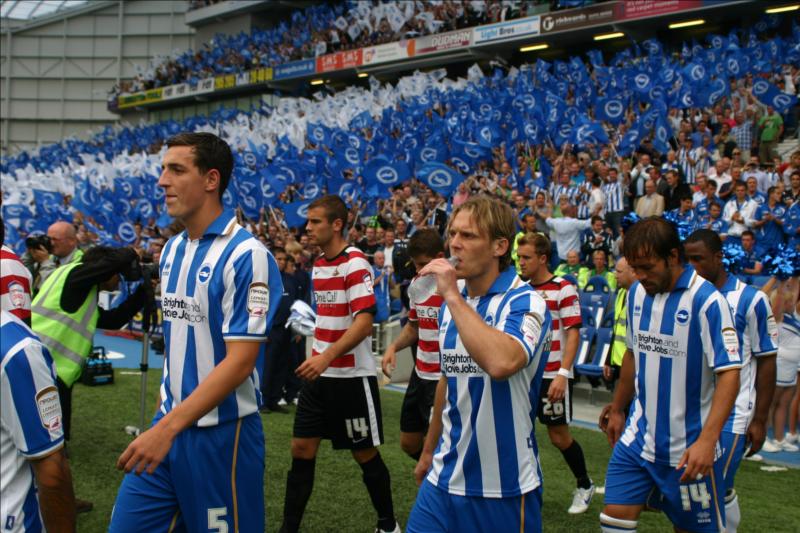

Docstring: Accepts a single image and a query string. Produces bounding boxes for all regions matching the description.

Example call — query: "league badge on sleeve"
[36,385,62,433]
[247,282,269,317]
[362,272,374,294]
[522,312,542,346]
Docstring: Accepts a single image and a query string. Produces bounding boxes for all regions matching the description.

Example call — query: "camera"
[25,234,52,253]
[120,257,159,282]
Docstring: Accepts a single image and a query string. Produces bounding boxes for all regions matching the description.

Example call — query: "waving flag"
[363,157,410,194]
[417,162,462,196]
[283,200,310,228]
[595,96,626,124]
[752,79,798,113]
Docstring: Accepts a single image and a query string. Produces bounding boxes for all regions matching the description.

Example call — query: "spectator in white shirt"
[722,181,757,246]
[546,204,592,262]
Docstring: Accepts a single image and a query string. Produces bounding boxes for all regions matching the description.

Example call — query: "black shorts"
[536,378,573,426]
[293,376,384,450]
[400,371,438,434]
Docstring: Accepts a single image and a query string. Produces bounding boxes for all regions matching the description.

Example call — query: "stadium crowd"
[113,0,555,98]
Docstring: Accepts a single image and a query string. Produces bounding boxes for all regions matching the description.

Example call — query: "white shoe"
[776,439,800,452]
[761,439,781,452]
[744,453,763,462]
[785,432,798,444]
[292,397,299,406]
[568,483,595,514]
[277,398,288,406]
[375,522,401,533]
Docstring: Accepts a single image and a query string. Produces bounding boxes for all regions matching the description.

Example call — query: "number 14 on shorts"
[346,417,369,440]
[679,483,711,511]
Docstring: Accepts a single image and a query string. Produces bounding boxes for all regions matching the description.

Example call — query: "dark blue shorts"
[110,413,264,533]
[604,442,725,533]
[407,479,542,533]
[719,431,746,493]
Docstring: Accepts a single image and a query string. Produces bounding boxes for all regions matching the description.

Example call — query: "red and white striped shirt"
[1,245,32,322]
[312,246,377,378]
[531,276,581,378]
[408,281,443,381]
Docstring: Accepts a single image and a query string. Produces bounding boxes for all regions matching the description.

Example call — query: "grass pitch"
[69,370,800,532]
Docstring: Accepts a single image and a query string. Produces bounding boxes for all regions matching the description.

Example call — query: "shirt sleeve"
[345,254,376,317]
[221,245,272,341]
[1,341,64,458]
[750,291,779,357]
[496,290,550,366]
[558,282,582,330]
[700,292,742,372]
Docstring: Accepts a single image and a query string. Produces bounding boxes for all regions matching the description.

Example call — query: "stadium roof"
[1,0,87,21]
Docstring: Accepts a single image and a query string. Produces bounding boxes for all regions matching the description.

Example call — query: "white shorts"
[776,349,800,387]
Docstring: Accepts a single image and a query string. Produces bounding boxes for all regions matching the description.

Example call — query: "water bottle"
[408,256,459,304]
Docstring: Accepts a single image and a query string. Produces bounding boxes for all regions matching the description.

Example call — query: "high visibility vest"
[610,288,627,367]
[31,263,99,387]
[512,231,525,274]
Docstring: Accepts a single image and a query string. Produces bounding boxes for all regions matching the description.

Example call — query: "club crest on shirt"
[35,385,62,433]
[675,308,690,326]
[197,263,212,285]
[247,282,269,317]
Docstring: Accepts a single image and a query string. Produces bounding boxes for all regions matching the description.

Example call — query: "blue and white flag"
[363,157,410,193]
[417,162,462,196]
[283,200,310,228]
[752,79,798,113]
[595,96,626,124]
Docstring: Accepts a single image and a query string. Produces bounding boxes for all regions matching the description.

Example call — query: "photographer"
[22,234,56,297]
[31,245,147,513]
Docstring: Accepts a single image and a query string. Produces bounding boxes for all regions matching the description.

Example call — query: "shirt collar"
[463,265,520,298]
[184,209,237,240]
[719,274,740,294]
[673,264,697,291]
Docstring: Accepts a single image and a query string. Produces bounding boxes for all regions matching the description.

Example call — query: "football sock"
[725,490,741,533]
[560,439,592,489]
[360,452,396,531]
[600,513,638,532]
[280,457,316,533]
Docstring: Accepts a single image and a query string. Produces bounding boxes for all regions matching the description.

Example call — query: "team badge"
[197,263,212,284]
[8,281,25,308]
[362,272,374,293]
[247,282,269,317]
[35,385,62,432]
[675,308,690,326]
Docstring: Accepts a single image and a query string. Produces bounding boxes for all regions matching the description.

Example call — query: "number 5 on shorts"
[679,483,711,511]
[208,507,228,533]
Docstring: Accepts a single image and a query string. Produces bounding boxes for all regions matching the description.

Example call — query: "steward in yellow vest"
[32,246,145,440]
[603,257,636,385]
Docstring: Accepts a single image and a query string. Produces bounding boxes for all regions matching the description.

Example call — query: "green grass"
[70,370,800,532]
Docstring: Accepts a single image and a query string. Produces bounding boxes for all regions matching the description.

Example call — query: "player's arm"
[414,375,446,486]
[548,325,579,402]
[296,310,374,380]
[117,340,262,474]
[604,348,635,446]
[30,448,76,533]
[381,320,419,377]
[747,354,777,455]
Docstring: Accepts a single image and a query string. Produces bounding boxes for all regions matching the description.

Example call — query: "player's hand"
[598,403,612,432]
[676,438,715,483]
[116,422,176,475]
[547,375,567,402]
[603,365,613,381]
[414,452,433,487]
[606,408,626,448]
[381,346,397,378]
[296,353,330,381]
[417,258,459,300]
[745,418,767,455]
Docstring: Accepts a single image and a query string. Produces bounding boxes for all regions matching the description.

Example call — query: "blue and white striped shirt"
[158,210,283,427]
[550,184,578,204]
[603,181,625,213]
[719,277,778,434]
[1,311,64,533]
[622,266,740,466]
[427,266,551,498]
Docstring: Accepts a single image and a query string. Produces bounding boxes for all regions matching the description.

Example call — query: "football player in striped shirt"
[1,310,76,532]
[281,195,399,533]
[684,229,778,533]
[407,196,551,533]
[601,218,741,533]
[111,133,283,533]
[381,228,445,460]
[517,232,596,514]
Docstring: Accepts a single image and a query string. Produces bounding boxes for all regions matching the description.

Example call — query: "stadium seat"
[563,274,578,286]
[575,327,612,379]
[573,326,596,368]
